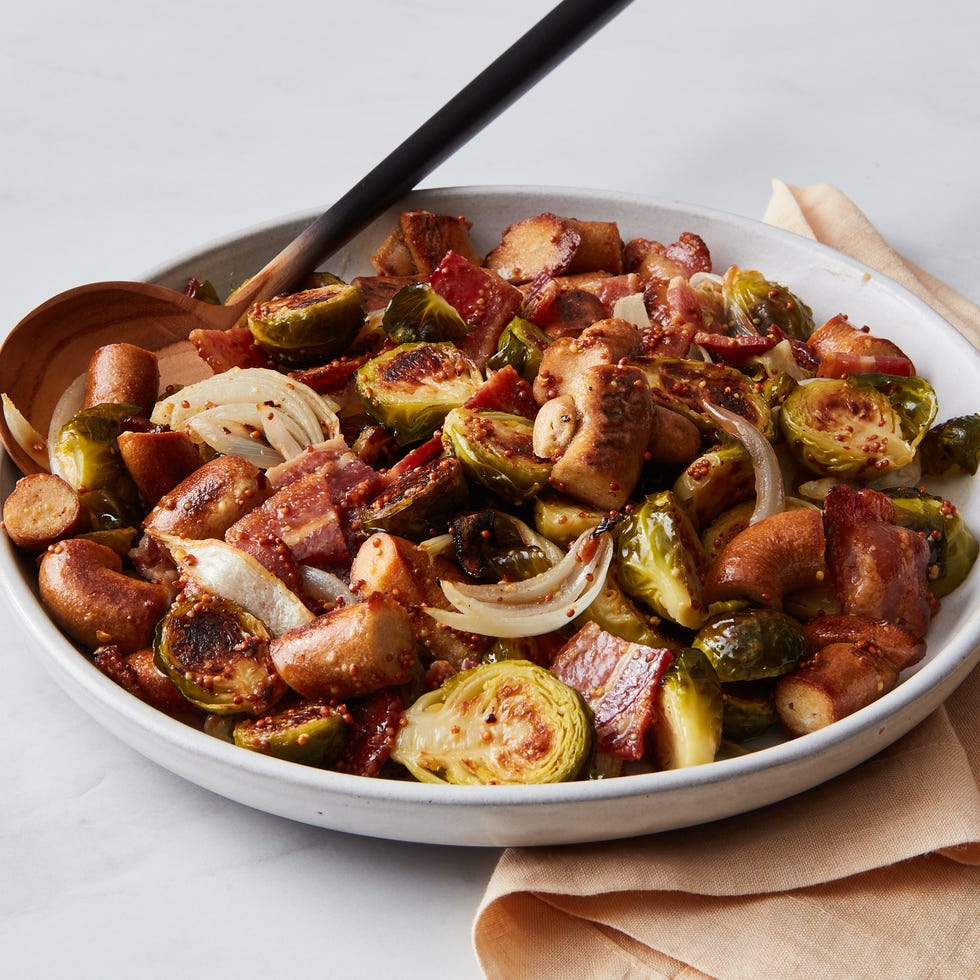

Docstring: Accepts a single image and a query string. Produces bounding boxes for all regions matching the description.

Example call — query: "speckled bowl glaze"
[3,186,978,847]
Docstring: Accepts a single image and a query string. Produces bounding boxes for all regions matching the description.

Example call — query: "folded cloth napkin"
[473,181,980,980]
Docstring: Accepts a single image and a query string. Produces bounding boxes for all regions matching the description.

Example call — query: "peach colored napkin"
[473,182,980,980]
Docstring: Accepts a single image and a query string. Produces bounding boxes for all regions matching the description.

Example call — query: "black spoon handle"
[230,0,634,311]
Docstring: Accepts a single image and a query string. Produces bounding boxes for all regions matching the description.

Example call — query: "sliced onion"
[700,398,785,525]
[423,529,613,637]
[151,531,314,636]
[611,292,650,329]
[1,393,50,471]
[151,367,340,467]
[300,565,358,609]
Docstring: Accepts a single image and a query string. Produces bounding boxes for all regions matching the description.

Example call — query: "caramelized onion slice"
[701,398,785,525]
[424,529,613,637]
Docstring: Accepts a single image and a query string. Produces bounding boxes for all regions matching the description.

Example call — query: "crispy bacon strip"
[551,621,673,760]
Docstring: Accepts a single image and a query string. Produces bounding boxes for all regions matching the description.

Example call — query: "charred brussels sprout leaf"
[486,316,552,382]
[640,357,774,438]
[650,647,723,769]
[673,442,756,531]
[857,373,938,444]
[919,413,980,477]
[354,456,468,541]
[233,699,349,767]
[451,510,555,582]
[722,265,815,341]
[442,407,551,504]
[779,376,935,479]
[615,490,708,630]
[390,660,592,785]
[887,487,979,597]
[692,608,805,683]
[51,403,143,529]
[247,282,364,366]
[382,281,469,344]
[355,342,484,445]
[154,596,287,715]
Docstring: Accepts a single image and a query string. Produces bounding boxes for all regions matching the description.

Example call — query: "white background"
[2,1,978,977]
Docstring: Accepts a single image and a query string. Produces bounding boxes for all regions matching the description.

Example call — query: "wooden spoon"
[0,0,633,476]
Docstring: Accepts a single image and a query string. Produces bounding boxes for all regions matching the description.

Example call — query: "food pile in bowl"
[2,206,977,786]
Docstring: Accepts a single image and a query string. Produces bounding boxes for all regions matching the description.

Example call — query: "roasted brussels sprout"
[532,491,606,547]
[673,442,756,531]
[391,660,592,785]
[442,407,551,504]
[721,680,778,740]
[355,342,484,444]
[486,316,552,382]
[247,282,364,366]
[692,608,805,683]
[233,699,349,767]
[650,647,723,769]
[154,596,287,715]
[354,456,468,541]
[640,357,774,438]
[50,403,143,529]
[578,572,681,651]
[919,413,980,477]
[887,487,979,597]
[615,491,708,630]
[382,281,469,344]
[780,375,937,479]
[451,510,556,582]
[722,265,815,341]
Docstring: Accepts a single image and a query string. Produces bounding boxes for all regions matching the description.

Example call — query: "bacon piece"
[625,232,711,282]
[807,313,914,373]
[289,353,373,394]
[383,434,444,482]
[816,350,915,379]
[823,485,934,638]
[463,365,537,420]
[94,644,199,722]
[693,330,777,363]
[265,438,382,511]
[429,251,523,366]
[227,470,350,570]
[188,326,269,372]
[335,688,405,777]
[551,622,673,760]
[581,273,644,316]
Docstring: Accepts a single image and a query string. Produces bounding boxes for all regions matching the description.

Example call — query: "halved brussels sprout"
[233,699,348,767]
[692,608,805,683]
[887,487,979,597]
[919,413,980,477]
[673,442,756,531]
[615,490,708,630]
[50,403,143,529]
[780,375,937,480]
[486,316,552,382]
[355,342,484,444]
[442,407,551,504]
[577,572,681,651]
[354,456,468,541]
[721,680,778,741]
[391,660,592,785]
[722,265,815,341]
[650,647,723,769]
[451,510,556,582]
[247,282,364,366]
[532,491,606,547]
[153,596,287,715]
[382,281,468,344]
[639,357,774,438]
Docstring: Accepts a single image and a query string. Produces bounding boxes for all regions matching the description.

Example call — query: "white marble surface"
[1,1,977,977]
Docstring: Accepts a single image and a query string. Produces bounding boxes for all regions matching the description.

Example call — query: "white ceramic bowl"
[3,186,978,847]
